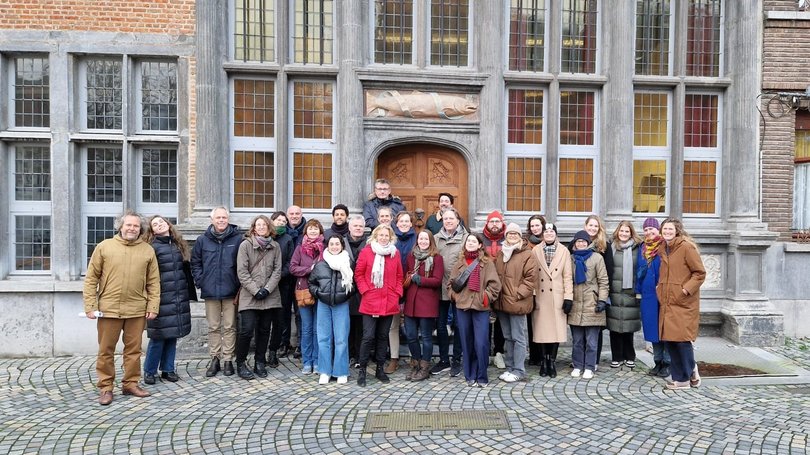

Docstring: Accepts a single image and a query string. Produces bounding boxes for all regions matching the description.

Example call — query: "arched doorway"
[376,144,469,225]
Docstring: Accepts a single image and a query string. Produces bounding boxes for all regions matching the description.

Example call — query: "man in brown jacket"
[84,211,160,405]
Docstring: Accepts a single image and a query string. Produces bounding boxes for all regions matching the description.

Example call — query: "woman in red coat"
[354,224,403,386]
[403,230,445,381]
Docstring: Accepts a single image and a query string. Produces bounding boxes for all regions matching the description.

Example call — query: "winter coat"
[274,232,295,282]
[567,240,614,285]
[290,241,323,292]
[308,259,355,306]
[236,236,283,311]
[362,196,406,230]
[83,235,161,318]
[606,244,642,334]
[435,226,468,300]
[345,234,368,316]
[394,225,417,270]
[567,252,609,327]
[355,245,403,316]
[147,235,192,340]
[493,242,538,315]
[449,257,502,312]
[657,237,706,342]
[532,241,573,343]
[288,218,306,248]
[636,250,662,343]
[403,253,445,318]
[191,224,242,299]
[425,212,467,235]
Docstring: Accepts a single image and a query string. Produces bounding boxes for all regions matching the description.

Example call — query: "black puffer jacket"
[308,260,355,306]
[147,235,192,340]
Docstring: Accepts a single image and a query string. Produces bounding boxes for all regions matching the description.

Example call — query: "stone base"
[721,309,785,347]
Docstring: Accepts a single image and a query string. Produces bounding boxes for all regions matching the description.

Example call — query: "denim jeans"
[405,316,435,362]
[652,342,671,364]
[437,299,462,364]
[497,312,527,378]
[456,309,491,384]
[299,304,318,369]
[316,301,350,378]
[666,341,696,382]
[144,337,177,375]
[571,326,600,370]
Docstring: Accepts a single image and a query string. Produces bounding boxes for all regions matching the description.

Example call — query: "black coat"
[147,235,193,340]
[191,224,242,299]
[308,260,355,306]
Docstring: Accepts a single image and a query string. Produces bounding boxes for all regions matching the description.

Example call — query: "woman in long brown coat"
[531,223,573,378]
[657,218,706,390]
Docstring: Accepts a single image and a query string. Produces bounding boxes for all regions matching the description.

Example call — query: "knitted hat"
[544,223,558,233]
[504,222,522,236]
[572,230,591,244]
[486,210,504,224]
[642,217,660,230]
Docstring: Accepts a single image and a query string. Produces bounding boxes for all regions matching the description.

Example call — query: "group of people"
[83,179,707,404]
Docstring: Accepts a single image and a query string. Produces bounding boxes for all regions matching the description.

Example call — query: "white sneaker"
[494,353,506,369]
[498,371,510,381]
[336,376,347,384]
[318,374,330,384]
[501,372,519,383]
[571,368,581,378]
[582,369,594,379]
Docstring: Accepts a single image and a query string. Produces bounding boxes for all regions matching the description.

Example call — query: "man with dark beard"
[481,210,507,369]
[324,204,350,241]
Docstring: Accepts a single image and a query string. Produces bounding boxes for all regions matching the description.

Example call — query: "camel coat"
[493,242,538,315]
[656,236,706,342]
[531,241,573,343]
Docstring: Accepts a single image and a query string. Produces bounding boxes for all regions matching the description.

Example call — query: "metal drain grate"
[363,410,510,432]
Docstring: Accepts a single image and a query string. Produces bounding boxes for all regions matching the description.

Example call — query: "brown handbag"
[295,277,316,307]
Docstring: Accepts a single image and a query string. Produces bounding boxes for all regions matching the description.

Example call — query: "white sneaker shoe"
[318,374,330,384]
[494,353,506,369]
[336,376,347,384]
[498,371,510,381]
[501,372,519,383]
[582,369,594,379]
[571,368,581,378]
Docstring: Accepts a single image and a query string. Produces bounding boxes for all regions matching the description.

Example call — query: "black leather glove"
[562,299,573,314]
[411,274,422,286]
[254,288,270,300]
[595,300,607,313]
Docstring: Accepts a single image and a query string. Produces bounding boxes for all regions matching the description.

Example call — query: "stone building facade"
[0,0,805,356]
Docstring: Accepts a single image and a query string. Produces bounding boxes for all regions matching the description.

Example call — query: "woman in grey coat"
[607,221,642,369]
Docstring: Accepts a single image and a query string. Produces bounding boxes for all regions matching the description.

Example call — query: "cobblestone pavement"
[1,350,809,454]
[766,338,810,371]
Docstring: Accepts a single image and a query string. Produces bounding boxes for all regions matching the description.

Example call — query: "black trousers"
[279,280,294,347]
[348,314,364,361]
[266,307,283,353]
[527,317,542,362]
[609,331,636,362]
[492,314,505,354]
[539,342,559,360]
[359,315,393,368]
[236,309,273,364]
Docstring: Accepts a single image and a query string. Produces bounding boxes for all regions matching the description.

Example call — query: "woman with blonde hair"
[607,220,642,369]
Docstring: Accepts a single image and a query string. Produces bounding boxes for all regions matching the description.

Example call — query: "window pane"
[558,157,593,212]
[86,59,123,130]
[507,157,543,211]
[86,147,123,202]
[560,90,595,145]
[561,0,598,74]
[509,0,546,72]
[686,0,722,77]
[430,0,469,67]
[235,0,275,62]
[684,94,718,148]
[634,92,668,147]
[683,160,717,214]
[141,61,178,131]
[86,216,116,265]
[633,160,667,213]
[795,163,810,230]
[293,81,333,139]
[293,152,332,209]
[374,0,414,64]
[508,89,544,144]
[15,216,51,271]
[234,79,275,137]
[796,129,810,162]
[293,0,334,64]
[14,57,50,128]
[142,148,177,203]
[15,145,51,201]
[234,151,275,208]
[635,0,671,76]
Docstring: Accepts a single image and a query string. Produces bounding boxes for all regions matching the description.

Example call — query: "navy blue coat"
[191,224,242,299]
[635,249,661,343]
[147,235,192,340]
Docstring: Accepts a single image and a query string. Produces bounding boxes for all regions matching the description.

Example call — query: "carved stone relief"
[365,90,479,121]
[701,254,722,289]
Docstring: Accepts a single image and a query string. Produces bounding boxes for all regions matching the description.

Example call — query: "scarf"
[612,240,636,290]
[323,249,354,293]
[643,235,662,263]
[483,226,504,244]
[464,250,481,292]
[302,234,324,258]
[329,222,349,237]
[255,235,272,249]
[528,234,543,246]
[274,225,287,236]
[572,249,594,285]
[412,248,434,276]
[370,241,397,288]
[543,241,557,266]
[500,240,521,263]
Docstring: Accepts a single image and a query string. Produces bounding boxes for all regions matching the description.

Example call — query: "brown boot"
[122,385,151,398]
[412,360,431,381]
[384,358,399,374]
[404,359,419,381]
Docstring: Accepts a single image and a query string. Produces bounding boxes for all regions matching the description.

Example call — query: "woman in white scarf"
[308,234,356,385]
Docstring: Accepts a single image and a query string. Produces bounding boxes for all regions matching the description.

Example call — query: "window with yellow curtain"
[793,110,810,230]
[633,91,669,213]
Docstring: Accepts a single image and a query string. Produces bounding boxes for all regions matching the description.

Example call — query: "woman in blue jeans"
[290,219,325,374]
[143,215,194,385]
[309,235,356,385]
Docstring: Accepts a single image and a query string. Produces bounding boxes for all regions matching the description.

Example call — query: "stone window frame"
[632,90,671,215]
[504,86,547,214]
[634,0,673,77]
[7,55,51,129]
[231,0,278,63]
[371,0,417,65]
[507,0,548,73]
[682,90,722,217]
[8,142,52,275]
[135,60,179,134]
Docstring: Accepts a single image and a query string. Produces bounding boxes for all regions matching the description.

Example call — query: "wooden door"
[376,144,469,226]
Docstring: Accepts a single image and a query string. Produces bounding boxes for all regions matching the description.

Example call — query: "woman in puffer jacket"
[607,221,642,369]
[143,216,194,385]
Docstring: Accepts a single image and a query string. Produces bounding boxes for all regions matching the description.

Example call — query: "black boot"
[648,361,662,376]
[223,361,235,376]
[539,354,548,377]
[268,351,280,368]
[357,368,367,387]
[375,366,390,383]
[658,363,670,378]
[205,357,221,377]
[548,355,557,378]
[253,361,268,378]
[237,362,255,380]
